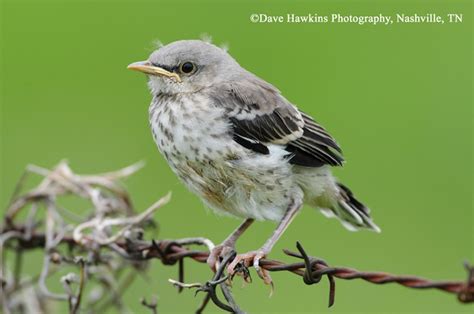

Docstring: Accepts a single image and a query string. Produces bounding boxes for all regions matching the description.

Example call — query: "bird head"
[128,40,239,95]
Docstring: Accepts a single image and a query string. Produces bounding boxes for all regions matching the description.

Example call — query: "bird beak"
[127,61,181,83]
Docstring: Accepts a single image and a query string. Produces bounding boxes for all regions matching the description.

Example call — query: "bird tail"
[319,183,381,233]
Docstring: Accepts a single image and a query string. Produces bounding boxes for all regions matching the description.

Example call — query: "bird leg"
[207,218,254,271]
[227,199,303,285]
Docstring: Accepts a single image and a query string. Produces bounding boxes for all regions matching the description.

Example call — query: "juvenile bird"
[128,40,380,283]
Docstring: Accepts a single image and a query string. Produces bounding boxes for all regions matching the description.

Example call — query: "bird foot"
[227,250,273,286]
[207,243,235,272]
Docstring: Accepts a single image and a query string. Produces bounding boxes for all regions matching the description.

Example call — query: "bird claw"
[207,243,235,272]
[227,250,273,286]
[232,262,252,283]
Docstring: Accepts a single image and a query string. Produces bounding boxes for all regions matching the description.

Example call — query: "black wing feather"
[209,77,344,167]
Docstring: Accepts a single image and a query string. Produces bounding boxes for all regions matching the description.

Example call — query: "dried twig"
[140,296,158,314]
[72,257,86,314]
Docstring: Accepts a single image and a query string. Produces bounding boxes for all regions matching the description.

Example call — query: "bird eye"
[179,62,196,74]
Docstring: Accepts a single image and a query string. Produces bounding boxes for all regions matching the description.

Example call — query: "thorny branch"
[0,162,472,313]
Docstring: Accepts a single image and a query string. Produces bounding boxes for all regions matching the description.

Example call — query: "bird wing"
[209,74,344,167]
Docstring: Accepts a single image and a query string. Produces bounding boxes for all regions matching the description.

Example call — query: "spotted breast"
[148,92,300,221]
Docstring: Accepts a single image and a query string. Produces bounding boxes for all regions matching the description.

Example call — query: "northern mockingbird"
[128,39,380,284]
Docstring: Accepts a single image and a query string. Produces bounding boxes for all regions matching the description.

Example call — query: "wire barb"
[293,241,336,307]
[168,250,243,313]
[458,262,474,303]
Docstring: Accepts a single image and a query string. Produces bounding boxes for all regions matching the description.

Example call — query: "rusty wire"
[133,239,474,308]
[0,162,473,313]
[4,228,474,312]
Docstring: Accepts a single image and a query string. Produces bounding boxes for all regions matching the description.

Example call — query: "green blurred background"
[1,0,472,313]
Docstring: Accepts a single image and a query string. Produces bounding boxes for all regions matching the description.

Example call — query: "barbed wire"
[0,162,472,313]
